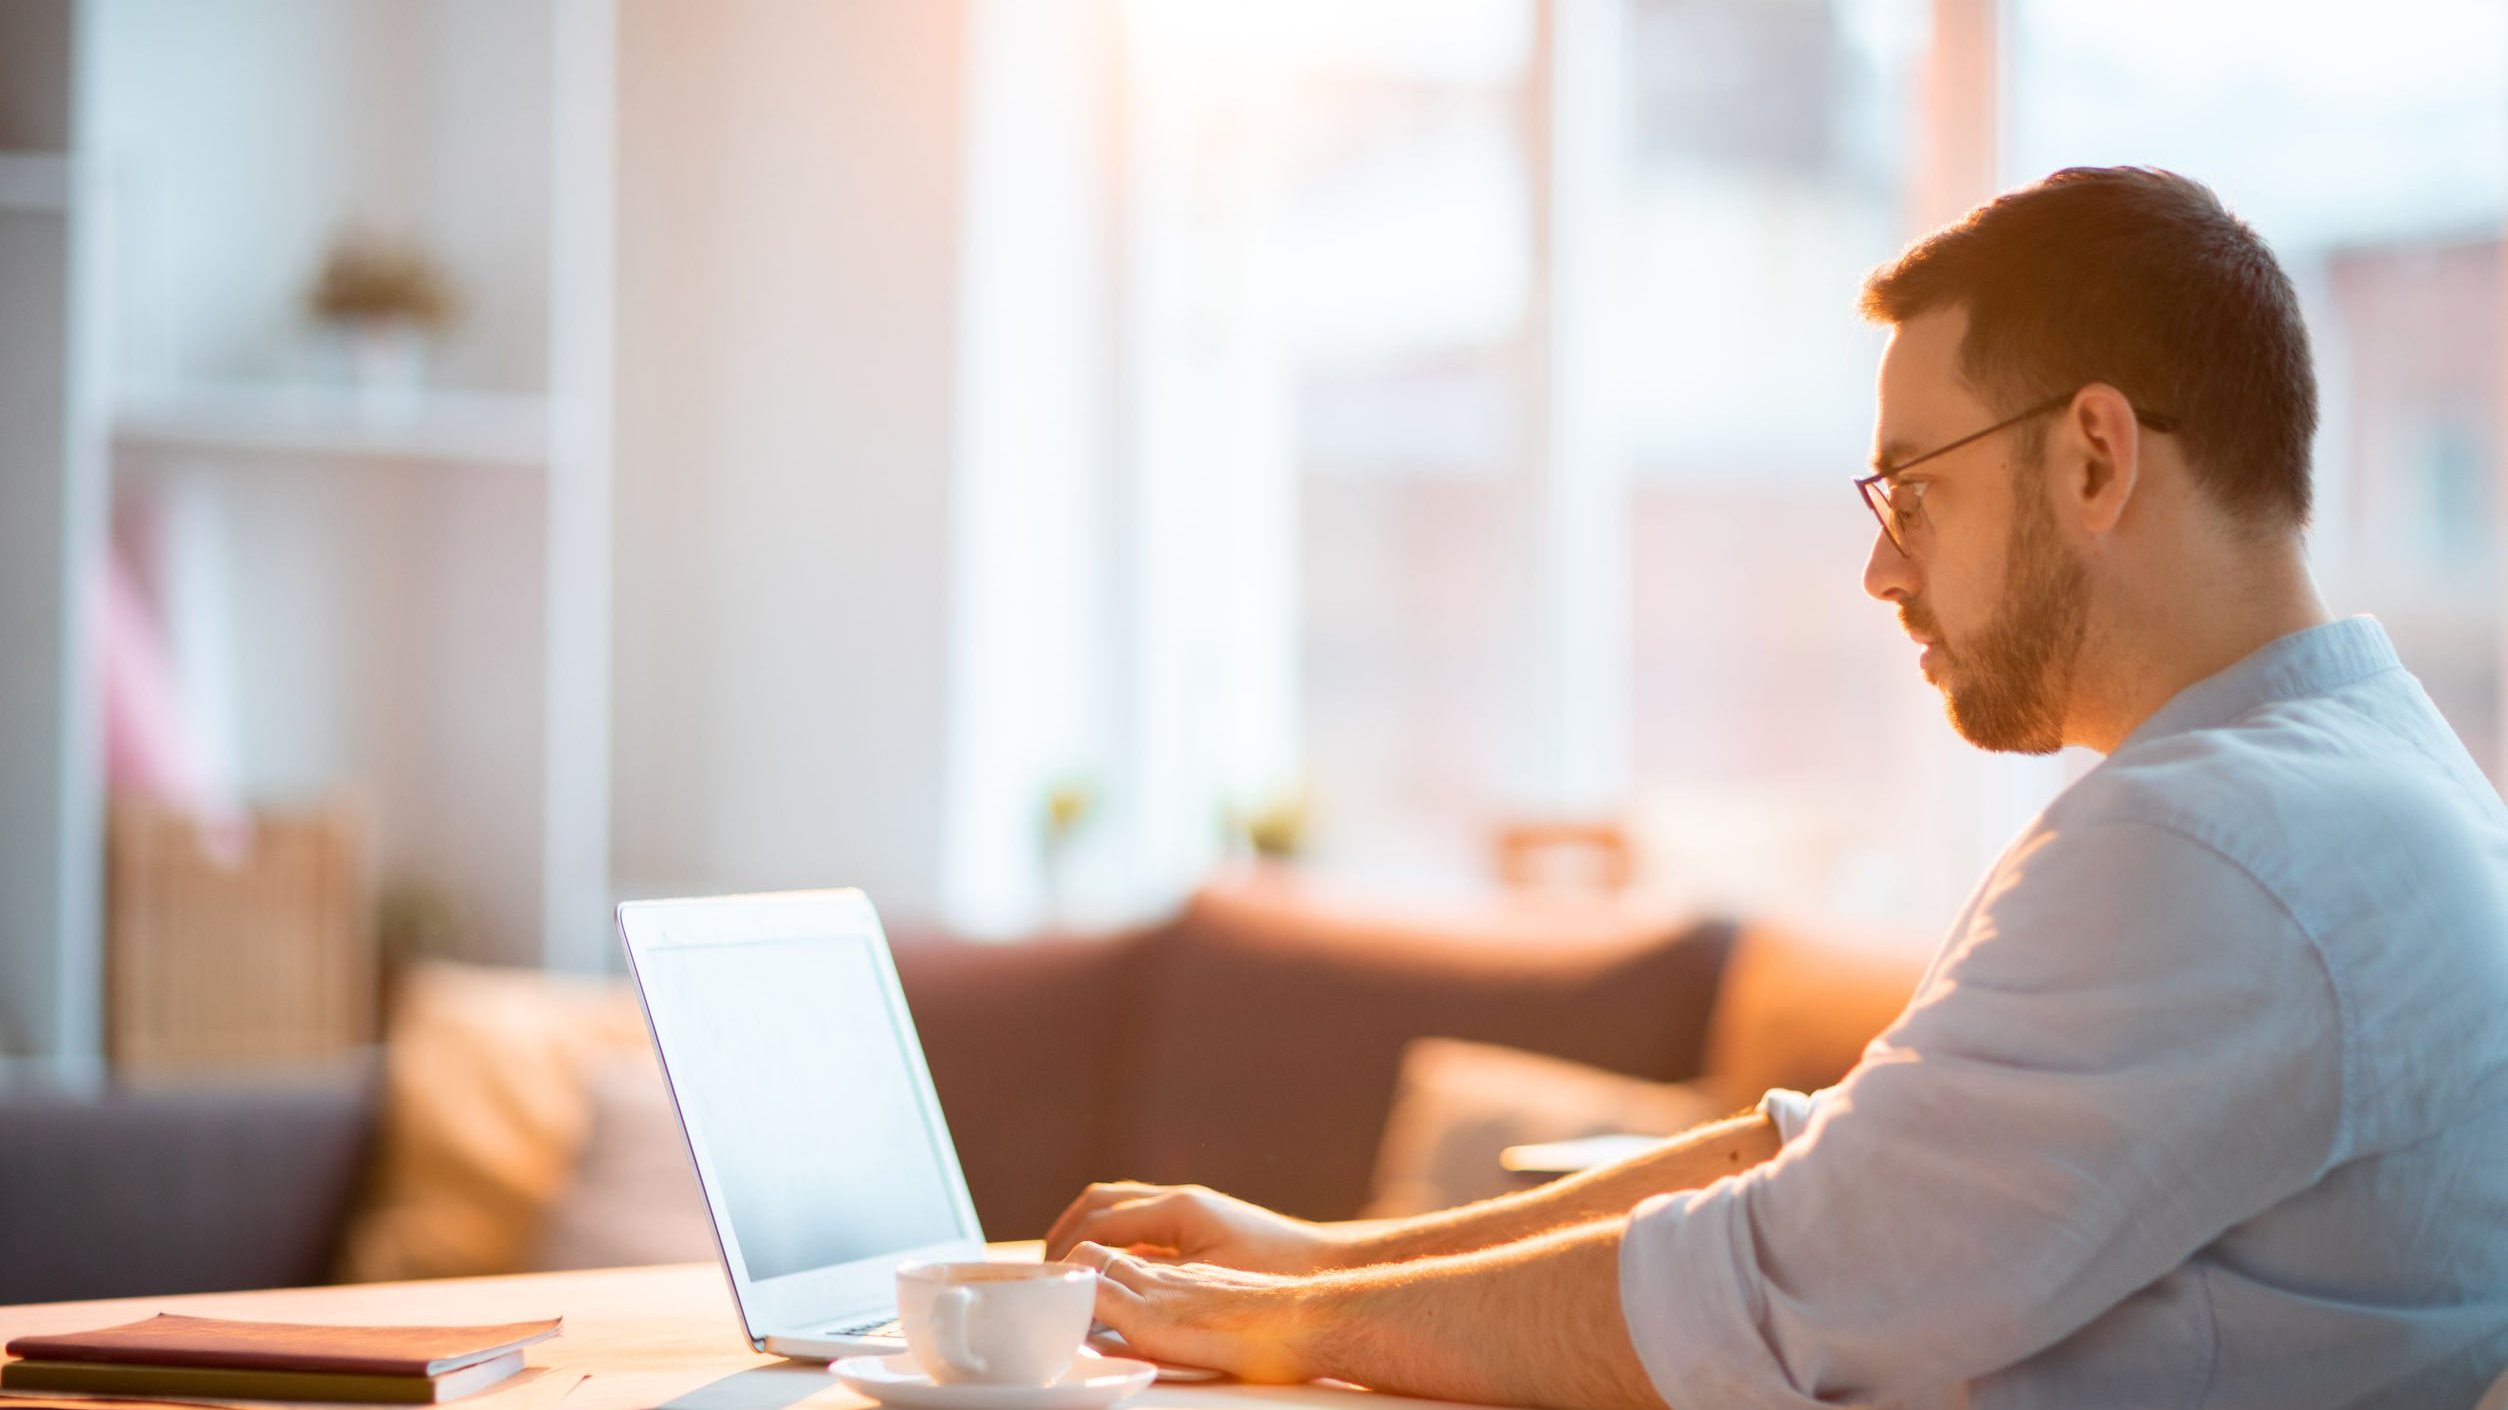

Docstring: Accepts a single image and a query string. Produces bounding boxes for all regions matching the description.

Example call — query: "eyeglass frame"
[1856,390,2181,555]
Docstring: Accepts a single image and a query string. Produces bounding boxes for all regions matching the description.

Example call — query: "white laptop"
[616,889,985,1361]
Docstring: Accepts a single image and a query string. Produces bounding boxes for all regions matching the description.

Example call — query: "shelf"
[112,384,551,470]
[0,152,71,213]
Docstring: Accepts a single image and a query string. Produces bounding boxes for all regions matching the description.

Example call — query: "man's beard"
[1898,478,2088,755]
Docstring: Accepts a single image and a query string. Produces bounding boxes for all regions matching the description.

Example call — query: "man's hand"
[1067,1224,1669,1410]
[1043,1182,1348,1274]
[1067,1242,1320,1382]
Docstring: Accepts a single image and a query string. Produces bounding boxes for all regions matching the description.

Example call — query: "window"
[1123,0,1543,889]
[2007,0,2508,778]
[1616,0,1959,923]
[1104,0,2508,931]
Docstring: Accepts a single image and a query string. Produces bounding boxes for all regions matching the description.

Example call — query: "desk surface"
[0,1261,1488,1410]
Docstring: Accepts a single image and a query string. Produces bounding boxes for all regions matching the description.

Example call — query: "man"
[1043,167,2508,1409]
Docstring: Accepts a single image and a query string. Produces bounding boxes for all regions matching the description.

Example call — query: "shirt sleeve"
[1619,817,2346,1409]
[1756,1086,1831,1146]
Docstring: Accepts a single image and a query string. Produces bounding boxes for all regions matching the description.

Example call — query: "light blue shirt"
[1620,618,2508,1409]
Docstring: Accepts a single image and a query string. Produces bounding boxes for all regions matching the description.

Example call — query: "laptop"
[616,888,984,1360]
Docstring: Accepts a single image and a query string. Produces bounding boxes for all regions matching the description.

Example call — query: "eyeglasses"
[1856,391,2180,555]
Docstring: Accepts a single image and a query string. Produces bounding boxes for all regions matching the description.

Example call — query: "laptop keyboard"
[826,1317,903,1340]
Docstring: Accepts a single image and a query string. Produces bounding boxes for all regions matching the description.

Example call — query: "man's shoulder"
[2048,680,2508,927]
[2029,681,2508,1155]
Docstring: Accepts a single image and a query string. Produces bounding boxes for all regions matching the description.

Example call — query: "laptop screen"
[638,931,965,1281]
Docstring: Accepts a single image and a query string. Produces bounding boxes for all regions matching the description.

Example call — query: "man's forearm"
[1330,1111,1778,1265]
[1295,1219,1669,1410]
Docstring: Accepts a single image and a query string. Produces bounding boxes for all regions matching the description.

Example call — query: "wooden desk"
[0,1262,1480,1410]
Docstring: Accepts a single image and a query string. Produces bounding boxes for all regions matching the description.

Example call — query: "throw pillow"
[1702,922,1928,1104]
[1363,1037,1727,1218]
[334,962,651,1282]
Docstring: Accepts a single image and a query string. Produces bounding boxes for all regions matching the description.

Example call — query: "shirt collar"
[2115,616,2402,754]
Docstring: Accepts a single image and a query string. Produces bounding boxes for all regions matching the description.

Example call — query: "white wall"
[610,0,966,923]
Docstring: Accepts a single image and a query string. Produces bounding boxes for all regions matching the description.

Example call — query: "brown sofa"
[896,878,1735,1236]
[1,877,1925,1303]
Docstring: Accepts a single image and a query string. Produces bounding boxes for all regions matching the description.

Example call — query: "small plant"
[1041,778,1099,854]
[1038,777,1101,922]
[308,233,458,331]
[1235,783,1310,861]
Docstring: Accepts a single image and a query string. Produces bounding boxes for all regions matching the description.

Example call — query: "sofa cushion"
[1364,1037,1728,1218]
[527,1050,717,1271]
[1108,880,1734,1221]
[0,1062,376,1303]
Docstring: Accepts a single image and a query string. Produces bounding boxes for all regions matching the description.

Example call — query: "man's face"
[1863,309,2089,755]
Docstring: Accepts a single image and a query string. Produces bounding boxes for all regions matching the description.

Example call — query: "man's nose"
[1864,527,1917,603]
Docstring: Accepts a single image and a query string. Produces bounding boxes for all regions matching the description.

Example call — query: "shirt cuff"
[1756,1086,1830,1145]
[1618,1183,1809,1410]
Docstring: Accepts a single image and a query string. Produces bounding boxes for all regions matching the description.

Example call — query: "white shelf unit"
[106,0,616,980]
[0,151,72,213]
[0,0,105,1063]
[113,385,552,471]
[1,0,617,1064]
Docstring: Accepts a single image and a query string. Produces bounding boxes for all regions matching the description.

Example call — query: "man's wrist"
[1277,1270,1370,1383]
[1303,1216,1385,1269]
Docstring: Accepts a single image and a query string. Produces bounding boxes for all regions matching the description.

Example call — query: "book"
[0,1352,527,1405]
[1,1316,560,1379]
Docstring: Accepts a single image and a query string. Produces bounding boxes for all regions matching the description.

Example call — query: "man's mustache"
[1899,601,1941,642]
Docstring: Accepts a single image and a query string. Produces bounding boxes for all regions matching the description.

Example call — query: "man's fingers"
[1065,1194,1193,1259]
[1087,1267,1153,1346]
[1044,1183,1134,1258]
[1072,1241,1159,1290]
[1045,1182,1161,1260]
[1072,1245,1237,1381]
[1068,1241,1125,1286]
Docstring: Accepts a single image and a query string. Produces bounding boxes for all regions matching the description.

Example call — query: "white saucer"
[831,1354,1157,1410]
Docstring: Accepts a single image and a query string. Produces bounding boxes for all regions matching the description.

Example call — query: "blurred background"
[3,0,2505,1072]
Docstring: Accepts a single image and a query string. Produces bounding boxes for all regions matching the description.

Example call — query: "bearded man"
[1043,167,2508,1409]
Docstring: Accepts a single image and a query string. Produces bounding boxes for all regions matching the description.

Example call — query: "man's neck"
[2068,539,2331,754]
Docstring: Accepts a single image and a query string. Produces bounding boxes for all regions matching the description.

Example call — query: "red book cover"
[2,1314,561,1378]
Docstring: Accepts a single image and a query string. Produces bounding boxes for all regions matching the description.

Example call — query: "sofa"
[0,877,1923,1305]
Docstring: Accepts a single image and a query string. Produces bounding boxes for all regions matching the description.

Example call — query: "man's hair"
[1861,166,2317,529]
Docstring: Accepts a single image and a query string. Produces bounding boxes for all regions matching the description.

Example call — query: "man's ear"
[2062,383,2142,536]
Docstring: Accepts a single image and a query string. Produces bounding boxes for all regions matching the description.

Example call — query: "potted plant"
[307,232,458,414]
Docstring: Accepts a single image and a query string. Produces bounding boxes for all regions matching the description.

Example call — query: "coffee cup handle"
[934,1285,984,1378]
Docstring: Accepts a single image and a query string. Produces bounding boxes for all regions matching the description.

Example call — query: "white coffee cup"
[896,1261,1098,1386]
